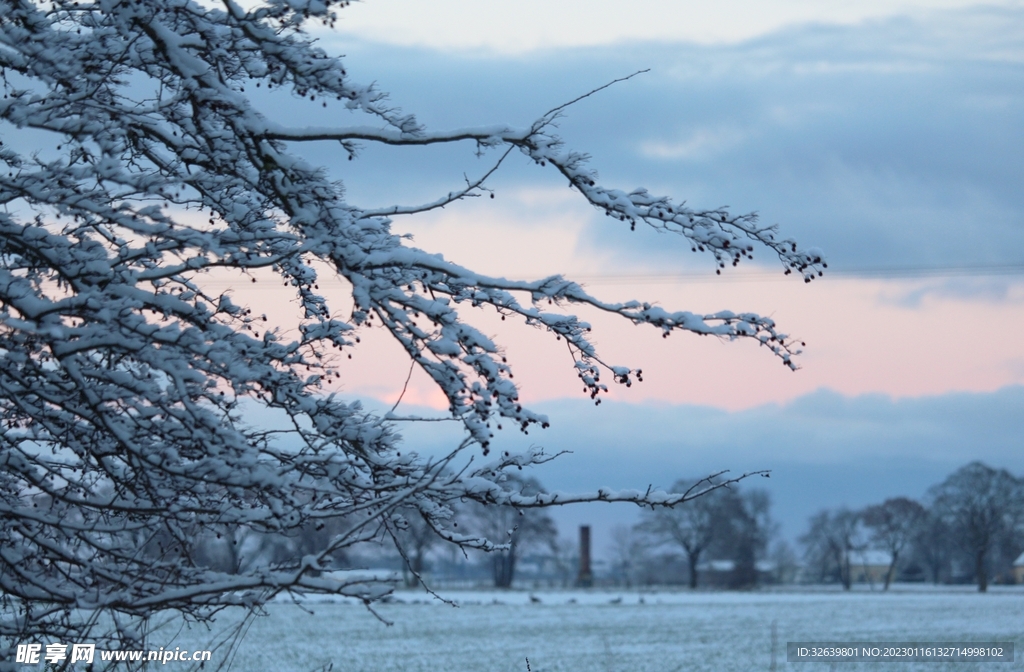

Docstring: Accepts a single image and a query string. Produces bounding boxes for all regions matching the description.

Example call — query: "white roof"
[1013,552,1024,567]
[849,550,893,567]
[696,559,736,572]
[695,559,777,573]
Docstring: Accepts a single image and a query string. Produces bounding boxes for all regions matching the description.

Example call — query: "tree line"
[182,473,560,590]
[181,460,1024,593]
[801,461,1024,592]
[185,471,775,590]
[614,460,1024,592]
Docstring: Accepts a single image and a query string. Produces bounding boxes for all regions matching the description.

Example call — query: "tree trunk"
[686,550,700,589]
[883,553,898,591]
[731,539,758,589]
[493,544,517,588]
[404,548,424,588]
[976,550,988,592]
[926,555,944,585]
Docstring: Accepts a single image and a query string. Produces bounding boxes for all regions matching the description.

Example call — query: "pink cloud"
[223,264,1024,412]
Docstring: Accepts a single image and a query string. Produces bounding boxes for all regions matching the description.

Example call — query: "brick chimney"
[576,525,593,587]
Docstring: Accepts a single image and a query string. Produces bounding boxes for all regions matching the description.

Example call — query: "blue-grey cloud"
[9,7,1017,286]
[286,6,1024,281]
[386,385,1024,548]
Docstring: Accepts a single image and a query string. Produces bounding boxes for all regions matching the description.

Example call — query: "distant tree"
[389,508,438,587]
[192,524,260,575]
[800,508,865,590]
[929,462,1024,592]
[674,485,778,588]
[721,488,777,588]
[640,478,718,588]
[911,512,953,585]
[467,476,558,588]
[639,475,757,588]
[0,0,824,657]
[547,535,580,588]
[609,524,648,588]
[862,497,927,590]
[193,513,353,576]
[767,538,800,584]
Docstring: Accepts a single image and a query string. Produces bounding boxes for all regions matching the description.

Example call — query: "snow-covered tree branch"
[0,0,823,661]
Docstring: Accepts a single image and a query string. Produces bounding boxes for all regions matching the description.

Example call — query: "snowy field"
[144,586,1024,672]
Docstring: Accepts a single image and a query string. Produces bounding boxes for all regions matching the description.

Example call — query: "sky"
[233,1,1024,553]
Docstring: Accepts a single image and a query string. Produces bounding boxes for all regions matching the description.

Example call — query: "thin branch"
[360,145,515,219]
[389,361,416,415]
[542,69,650,119]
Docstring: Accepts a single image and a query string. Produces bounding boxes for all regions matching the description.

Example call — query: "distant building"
[1012,552,1024,584]
[849,550,893,585]
[695,559,779,587]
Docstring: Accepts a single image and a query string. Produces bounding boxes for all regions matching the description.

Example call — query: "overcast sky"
[244,1,1024,552]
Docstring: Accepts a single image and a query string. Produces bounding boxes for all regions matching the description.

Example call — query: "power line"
[181,263,1024,288]
[573,264,1024,285]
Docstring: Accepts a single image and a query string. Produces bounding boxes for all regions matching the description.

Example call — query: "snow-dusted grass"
[157,587,1024,671]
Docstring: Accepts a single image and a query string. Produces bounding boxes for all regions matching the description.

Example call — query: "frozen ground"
[151,586,1024,671]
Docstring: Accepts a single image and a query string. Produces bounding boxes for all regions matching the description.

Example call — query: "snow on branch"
[0,0,819,658]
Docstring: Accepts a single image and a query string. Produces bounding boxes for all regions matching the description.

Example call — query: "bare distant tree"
[862,497,927,590]
[467,475,558,588]
[800,508,865,590]
[768,539,801,584]
[640,475,740,588]
[389,508,439,587]
[192,524,260,575]
[719,488,777,588]
[547,535,580,588]
[912,513,953,585]
[929,462,1024,592]
[609,524,649,588]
